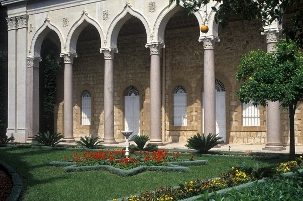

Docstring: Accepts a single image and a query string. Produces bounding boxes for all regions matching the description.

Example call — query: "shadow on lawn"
[0,147,70,199]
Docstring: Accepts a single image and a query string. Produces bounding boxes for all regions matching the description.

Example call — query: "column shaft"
[62,53,76,142]
[6,17,17,139]
[150,53,162,143]
[263,31,285,150]
[203,39,216,136]
[104,59,115,143]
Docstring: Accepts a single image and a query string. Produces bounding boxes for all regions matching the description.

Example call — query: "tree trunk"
[289,104,296,160]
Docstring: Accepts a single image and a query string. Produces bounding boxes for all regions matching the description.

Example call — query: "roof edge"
[1,0,27,6]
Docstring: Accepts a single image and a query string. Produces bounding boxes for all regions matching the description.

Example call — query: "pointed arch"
[106,5,151,49]
[65,11,104,53]
[29,19,64,57]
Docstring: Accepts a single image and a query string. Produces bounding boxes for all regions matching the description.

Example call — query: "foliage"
[236,39,303,159]
[169,0,303,48]
[276,156,303,173]
[76,136,102,149]
[42,51,60,133]
[186,133,223,154]
[0,135,14,144]
[33,131,63,146]
[201,172,303,201]
[144,143,159,152]
[131,135,149,150]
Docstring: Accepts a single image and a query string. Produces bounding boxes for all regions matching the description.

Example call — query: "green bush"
[186,133,223,154]
[33,131,63,146]
[76,136,102,149]
[0,135,14,144]
[144,143,158,152]
[131,135,149,150]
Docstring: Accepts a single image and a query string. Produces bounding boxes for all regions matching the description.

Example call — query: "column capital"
[6,17,17,31]
[101,48,118,60]
[60,52,77,64]
[27,57,42,68]
[200,37,218,50]
[16,15,28,29]
[264,31,279,44]
[146,43,165,55]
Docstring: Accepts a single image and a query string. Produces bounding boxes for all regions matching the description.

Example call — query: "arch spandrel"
[65,11,104,53]
[106,4,151,49]
[29,19,64,57]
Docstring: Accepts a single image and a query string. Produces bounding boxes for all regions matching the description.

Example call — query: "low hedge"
[48,160,208,176]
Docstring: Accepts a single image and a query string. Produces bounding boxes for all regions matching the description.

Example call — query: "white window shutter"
[81,91,91,125]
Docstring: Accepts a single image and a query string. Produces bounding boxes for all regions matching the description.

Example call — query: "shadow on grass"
[0,147,71,199]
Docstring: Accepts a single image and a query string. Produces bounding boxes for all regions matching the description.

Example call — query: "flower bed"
[48,150,208,176]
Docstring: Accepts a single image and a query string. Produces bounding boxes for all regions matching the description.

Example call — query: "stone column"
[61,53,77,142]
[6,16,17,140]
[27,57,41,140]
[147,43,164,144]
[201,38,216,136]
[102,49,117,143]
[263,31,285,150]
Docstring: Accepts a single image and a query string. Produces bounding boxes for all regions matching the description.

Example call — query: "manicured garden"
[0,146,291,201]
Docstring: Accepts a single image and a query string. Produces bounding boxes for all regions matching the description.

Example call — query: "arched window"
[242,102,260,126]
[81,90,91,125]
[173,85,187,126]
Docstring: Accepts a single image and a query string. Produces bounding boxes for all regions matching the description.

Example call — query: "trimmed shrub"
[33,131,63,146]
[186,133,222,154]
[76,136,102,149]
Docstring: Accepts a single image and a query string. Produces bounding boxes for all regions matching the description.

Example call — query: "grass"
[0,147,287,201]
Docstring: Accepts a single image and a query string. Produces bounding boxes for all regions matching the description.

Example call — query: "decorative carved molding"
[103,10,109,21]
[27,57,42,68]
[149,2,156,12]
[201,38,216,50]
[60,53,77,64]
[101,48,118,60]
[6,17,17,31]
[16,15,28,29]
[146,43,164,55]
[265,31,279,44]
[62,17,69,27]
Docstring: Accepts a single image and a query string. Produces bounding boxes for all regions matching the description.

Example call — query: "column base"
[62,138,75,143]
[263,143,286,151]
[149,139,163,145]
[103,139,117,144]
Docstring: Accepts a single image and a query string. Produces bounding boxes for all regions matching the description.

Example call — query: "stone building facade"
[1,0,302,148]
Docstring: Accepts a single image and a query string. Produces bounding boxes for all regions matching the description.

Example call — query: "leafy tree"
[169,0,303,48]
[236,39,303,159]
[42,51,60,133]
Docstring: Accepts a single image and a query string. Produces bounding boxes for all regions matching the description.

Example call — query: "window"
[81,91,91,125]
[173,85,187,126]
[242,102,260,126]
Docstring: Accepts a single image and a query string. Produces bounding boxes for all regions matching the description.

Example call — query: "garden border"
[0,160,23,201]
[48,160,208,177]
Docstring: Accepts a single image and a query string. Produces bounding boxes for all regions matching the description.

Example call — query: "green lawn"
[0,147,286,201]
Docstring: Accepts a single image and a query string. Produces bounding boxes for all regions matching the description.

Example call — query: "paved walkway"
[101,141,303,154]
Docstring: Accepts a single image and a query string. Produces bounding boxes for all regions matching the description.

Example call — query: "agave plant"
[0,135,14,144]
[33,131,63,147]
[185,133,222,154]
[76,136,102,149]
[131,135,149,150]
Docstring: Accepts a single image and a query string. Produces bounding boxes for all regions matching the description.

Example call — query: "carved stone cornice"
[201,37,216,50]
[265,31,279,44]
[101,48,118,60]
[60,52,77,64]
[146,43,164,55]
[27,57,42,68]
